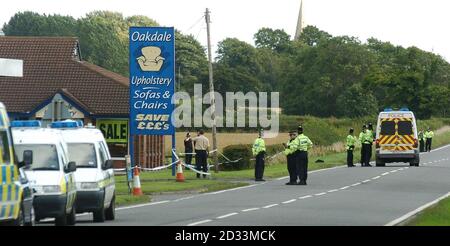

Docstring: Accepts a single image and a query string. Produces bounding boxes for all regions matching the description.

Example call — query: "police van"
[0,104,34,226]
[51,120,115,222]
[375,108,420,167]
[12,121,77,226]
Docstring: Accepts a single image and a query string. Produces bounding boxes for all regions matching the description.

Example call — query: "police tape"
[181,162,211,176]
[250,151,284,161]
[178,149,218,156]
[112,160,179,172]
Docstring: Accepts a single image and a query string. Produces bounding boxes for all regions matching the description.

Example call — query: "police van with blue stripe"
[52,120,116,222]
[0,103,34,226]
[12,120,77,226]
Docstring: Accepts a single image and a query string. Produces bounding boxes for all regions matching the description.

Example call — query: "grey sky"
[1,0,449,61]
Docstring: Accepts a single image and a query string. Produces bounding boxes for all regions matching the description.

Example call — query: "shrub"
[220,144,253,171]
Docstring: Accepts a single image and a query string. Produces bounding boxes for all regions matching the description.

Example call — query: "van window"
[98,142,108,167]
[67,143,97,168]
[398,121,413,135]
[15,144,59,170]
[0,131,11,164]
[380,121,395,135]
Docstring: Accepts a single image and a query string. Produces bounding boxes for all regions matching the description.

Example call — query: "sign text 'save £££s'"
[129,27,175,135]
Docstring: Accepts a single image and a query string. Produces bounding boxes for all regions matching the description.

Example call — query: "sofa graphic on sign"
[136,46,165,72]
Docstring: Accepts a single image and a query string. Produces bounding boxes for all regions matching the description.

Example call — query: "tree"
[254,28,291,53]
[298,25,331,47]
[3,11,77,36]
[336,84,379,118]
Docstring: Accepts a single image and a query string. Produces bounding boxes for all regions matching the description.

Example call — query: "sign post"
[129,27,176,176]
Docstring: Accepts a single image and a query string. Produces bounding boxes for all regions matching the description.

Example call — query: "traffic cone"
[132,166,143,196]
[176,161,185,182]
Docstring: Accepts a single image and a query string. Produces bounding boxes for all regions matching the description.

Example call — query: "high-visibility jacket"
[284,139,298,156]
[359,131,366,143]
[346,135,357,150]
[252,138,266,156]
[363,130,374,144]
[296,134,313,152]
[425,131,434,139]
[418,132,424,141]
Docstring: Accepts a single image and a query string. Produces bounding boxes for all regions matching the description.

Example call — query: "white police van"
[375,108,420,167]
[11,121,77,226]
[51,120,115,222]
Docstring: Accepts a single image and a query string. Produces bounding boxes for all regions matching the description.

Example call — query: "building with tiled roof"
[0,36,164,167]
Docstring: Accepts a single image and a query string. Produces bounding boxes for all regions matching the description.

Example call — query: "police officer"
[283,131,298,185]
[193,130,210,178]
[418,130,425,152]
[359,125,367,167]
[425,127,434,152]
[295,126,313,185]
[363,123,374,167]
[346,128,357,167]
[252,129,266,182]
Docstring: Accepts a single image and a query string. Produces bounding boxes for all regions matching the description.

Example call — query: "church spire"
[294,0,305,40]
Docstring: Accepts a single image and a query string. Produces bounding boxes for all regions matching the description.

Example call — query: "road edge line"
[385,191,450,226]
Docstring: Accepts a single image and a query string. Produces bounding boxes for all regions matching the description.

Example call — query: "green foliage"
[4,12,450,119]
[220,144,253,170]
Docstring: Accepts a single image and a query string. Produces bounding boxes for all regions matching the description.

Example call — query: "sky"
[1,0,449,61]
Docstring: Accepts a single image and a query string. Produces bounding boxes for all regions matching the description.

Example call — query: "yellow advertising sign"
[97,119,128,143]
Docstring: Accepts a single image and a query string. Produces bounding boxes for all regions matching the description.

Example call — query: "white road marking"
[174,196,195,202]
[263,204,279,209]
[299,195,312,199]
[390,170,398,173]
[385,192,450,226]
[328,189,339,193]
[340,186,350,190]
[362,180,371,183]
[242,208,260,212]
[217,213,239,219]
[282,199,297,204]
[188,219,212,226]
[372,176,381,180]
[276,166,345,180]
[116,200,170,211]
[210,184,259,194]
[351,182,362,187]
[315,192,327,196]
[381,172,390,176]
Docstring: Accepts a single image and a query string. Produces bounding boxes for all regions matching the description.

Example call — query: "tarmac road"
[50,145,450,226]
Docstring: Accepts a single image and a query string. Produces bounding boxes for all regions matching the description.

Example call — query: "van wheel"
[105,195,115,221]
[55,213,67,226]
[376,161,385,167]
[25,207,35,226]
[410,162,419,167]
[66,205,76,225]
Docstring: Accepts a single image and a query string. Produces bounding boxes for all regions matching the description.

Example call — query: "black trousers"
[296,151,308,182]
[419,140,425,152]
[195,150,208,178]
[287,154,297,183]
[363,143,372,166]
[360,147,365,166]
[255,152,265,180]
[347,149,354,167]
[426,138,432,152]
[185,149,193,165]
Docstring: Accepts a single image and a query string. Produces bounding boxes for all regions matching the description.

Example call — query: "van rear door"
[379,118,415,154]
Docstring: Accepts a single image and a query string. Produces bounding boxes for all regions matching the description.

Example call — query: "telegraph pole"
[205,8,219,173]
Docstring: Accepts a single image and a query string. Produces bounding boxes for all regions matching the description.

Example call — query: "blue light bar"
[50,120,79,129]
[11,120,42,128]
[384,108,393,112]
[399,107,410,111]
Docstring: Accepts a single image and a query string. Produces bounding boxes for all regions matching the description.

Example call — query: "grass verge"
[406,196,450,226]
